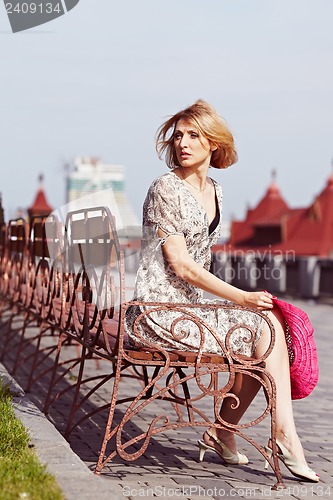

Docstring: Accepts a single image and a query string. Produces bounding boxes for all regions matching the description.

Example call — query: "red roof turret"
[27,174,53,221]
[246,171,289,224]
[217,169,333,257]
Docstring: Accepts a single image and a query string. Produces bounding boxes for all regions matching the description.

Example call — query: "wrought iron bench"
[0,217,28,361]
[40,206,284,489]
[0,206,284,488]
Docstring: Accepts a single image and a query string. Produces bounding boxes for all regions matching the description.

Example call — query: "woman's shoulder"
[143,171,184,224]
[148,171,180,194]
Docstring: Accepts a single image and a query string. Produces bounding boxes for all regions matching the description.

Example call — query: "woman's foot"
[274,433,308,467]
[204,428,237,454]
[198,429,248,465]
[265,437,320,482]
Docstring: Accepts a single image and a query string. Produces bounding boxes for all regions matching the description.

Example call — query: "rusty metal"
[0,218,28,361]
[0,206,285,489]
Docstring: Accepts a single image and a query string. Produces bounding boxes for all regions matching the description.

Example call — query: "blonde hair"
[155,99,238,169]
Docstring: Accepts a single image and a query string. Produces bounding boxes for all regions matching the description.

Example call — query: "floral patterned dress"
[124,171,264,356]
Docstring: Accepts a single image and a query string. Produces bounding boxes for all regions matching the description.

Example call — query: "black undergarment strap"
[209,190,220,235]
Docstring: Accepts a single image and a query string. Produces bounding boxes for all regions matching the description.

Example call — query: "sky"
[1,0,333,222]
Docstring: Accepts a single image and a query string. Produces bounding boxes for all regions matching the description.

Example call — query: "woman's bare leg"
[205,306,307,463]
[255,307,307,465]
[204,372,261,453]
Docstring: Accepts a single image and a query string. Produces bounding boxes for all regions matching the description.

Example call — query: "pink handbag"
[272,298,319,400]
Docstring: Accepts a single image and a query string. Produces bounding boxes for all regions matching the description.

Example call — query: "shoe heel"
[197,440,208,462]
[198,433,249,466]
[264,446,272,470]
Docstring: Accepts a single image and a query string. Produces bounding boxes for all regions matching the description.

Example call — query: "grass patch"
[0,378,64,500]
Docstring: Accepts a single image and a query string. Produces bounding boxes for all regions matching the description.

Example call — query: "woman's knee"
[266,306,285,335]
[256,307,285,357]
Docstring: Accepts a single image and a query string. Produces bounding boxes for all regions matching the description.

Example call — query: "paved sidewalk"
[0,299,332,500]
[0,363,124,500]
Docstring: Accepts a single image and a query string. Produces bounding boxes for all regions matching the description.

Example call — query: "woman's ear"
[211,144,218,152]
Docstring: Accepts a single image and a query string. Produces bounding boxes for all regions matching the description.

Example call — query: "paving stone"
[0,299,332,499]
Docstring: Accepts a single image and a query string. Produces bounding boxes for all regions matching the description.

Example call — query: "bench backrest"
[63,207,125,342]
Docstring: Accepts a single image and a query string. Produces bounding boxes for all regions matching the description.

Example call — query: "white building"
[66,157,140,237]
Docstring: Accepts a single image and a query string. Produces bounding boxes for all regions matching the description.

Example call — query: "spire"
[266,168,280,197]
[245,167,289,223]
[27,174,53,222]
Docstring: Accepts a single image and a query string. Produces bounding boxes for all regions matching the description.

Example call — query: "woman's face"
[173,119,213,170]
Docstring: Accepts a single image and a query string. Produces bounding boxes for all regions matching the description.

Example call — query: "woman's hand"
[242,291,275,311]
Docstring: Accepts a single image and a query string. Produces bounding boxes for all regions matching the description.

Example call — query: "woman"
[125,99,319,481]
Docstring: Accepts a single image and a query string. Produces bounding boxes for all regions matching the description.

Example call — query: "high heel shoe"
[264,439,320,482]
[198,430,248,465]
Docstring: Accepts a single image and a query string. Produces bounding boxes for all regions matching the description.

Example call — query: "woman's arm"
[159,231,274,311]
